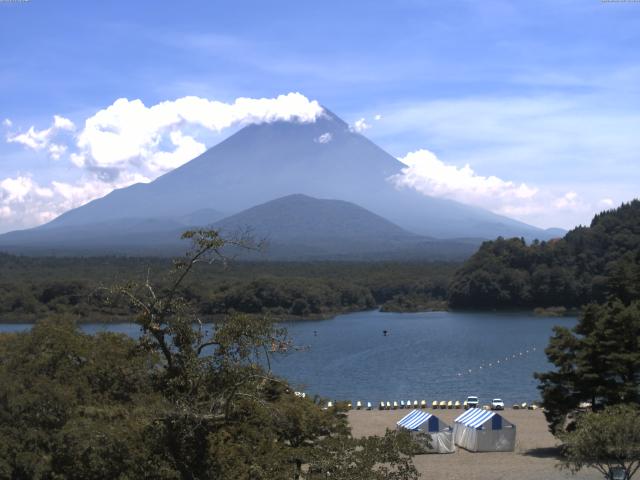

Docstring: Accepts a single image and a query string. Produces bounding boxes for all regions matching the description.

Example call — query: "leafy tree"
[0,230,421,479]
[559,404,640,479]
[535,300,640,434]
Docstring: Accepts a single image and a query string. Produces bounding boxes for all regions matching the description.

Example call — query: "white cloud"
[53,115,75,130]
[147,131,207,173]
[315,132,332,144]
[391,148,595,228]
[1,93,326,231]
[2,118,12,128]
[350,118,370,133]
[599,197,615,208]
[75,92,323,176]
[554,191,580,209]
[7,115,75,157]
[374,114,382,121]
[0,173,150,233]
[0,176,35,202]
[47,143,67,160]
[393,148,538,203]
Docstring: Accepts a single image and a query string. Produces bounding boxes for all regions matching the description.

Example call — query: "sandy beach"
[348,408,602,480]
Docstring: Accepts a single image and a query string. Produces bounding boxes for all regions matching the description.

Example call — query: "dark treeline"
[0,255,457,322]
[448,200,640,309]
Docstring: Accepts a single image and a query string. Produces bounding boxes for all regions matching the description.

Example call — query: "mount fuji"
[0,109,561,258]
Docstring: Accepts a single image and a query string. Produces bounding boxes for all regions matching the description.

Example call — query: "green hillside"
[448,200,640,309]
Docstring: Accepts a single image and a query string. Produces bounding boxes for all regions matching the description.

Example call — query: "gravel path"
[348,408,603,480]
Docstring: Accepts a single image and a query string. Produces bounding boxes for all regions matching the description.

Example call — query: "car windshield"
[493,399,502,403]
[467,396,478,401]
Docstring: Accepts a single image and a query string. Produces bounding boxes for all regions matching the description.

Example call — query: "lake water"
[0,310,575,406]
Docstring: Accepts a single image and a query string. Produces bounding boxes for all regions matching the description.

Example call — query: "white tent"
[396,409,455,454]
[453,408,516,452]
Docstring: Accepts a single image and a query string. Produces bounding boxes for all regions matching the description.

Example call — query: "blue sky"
[1,0,639,232]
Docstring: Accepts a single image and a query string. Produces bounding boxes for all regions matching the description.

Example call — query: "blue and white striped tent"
[396,410,455,453]
[453,408,516,452]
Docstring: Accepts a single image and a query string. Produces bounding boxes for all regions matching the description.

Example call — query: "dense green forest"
[448,200,640,309]
[0,255,456,322]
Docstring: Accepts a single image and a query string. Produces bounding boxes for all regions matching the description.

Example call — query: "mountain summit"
[0,108,559,256]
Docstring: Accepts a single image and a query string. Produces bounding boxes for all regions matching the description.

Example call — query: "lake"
[0,310,575,406]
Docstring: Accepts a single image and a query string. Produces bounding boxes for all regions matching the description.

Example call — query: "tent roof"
[397,410,434,430]
[454,408,505,429]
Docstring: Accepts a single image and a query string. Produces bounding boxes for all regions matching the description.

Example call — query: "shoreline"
[349,409,600,479]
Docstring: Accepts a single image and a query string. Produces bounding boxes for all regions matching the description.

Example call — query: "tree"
[106,229,420,479]
[560,404,640,479]
[535,300,640,434]
[0,230,421,479]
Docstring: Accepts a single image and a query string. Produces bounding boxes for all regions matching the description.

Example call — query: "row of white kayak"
[323,400,539,410]
[377,400,462,410]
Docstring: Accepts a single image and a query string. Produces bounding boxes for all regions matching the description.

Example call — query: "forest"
[448,200,640,309]
[0,255,456,323]
[2,200,639,323]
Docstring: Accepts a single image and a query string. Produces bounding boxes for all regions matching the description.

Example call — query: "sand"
[348,408,602,480]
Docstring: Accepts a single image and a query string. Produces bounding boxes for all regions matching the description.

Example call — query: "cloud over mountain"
[392,148,592,227]
[0,93,324,232]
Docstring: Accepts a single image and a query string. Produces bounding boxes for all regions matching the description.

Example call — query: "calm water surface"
[0,310,575,405]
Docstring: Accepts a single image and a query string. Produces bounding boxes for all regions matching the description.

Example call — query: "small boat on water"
[432,400,438,409]
[420,400,427,408]
[366,402,372,410]
[356,401,362,410]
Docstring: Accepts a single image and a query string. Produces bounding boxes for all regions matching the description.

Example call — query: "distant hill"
[0,194,479,259]
[0,107,562,253]
[211,194,478,260]
[448,200,640,309]
[0,210,224,256]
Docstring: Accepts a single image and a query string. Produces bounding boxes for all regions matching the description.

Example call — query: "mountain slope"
[0,194,479,259]
[40,110,554,241]
[210,194,477,260]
